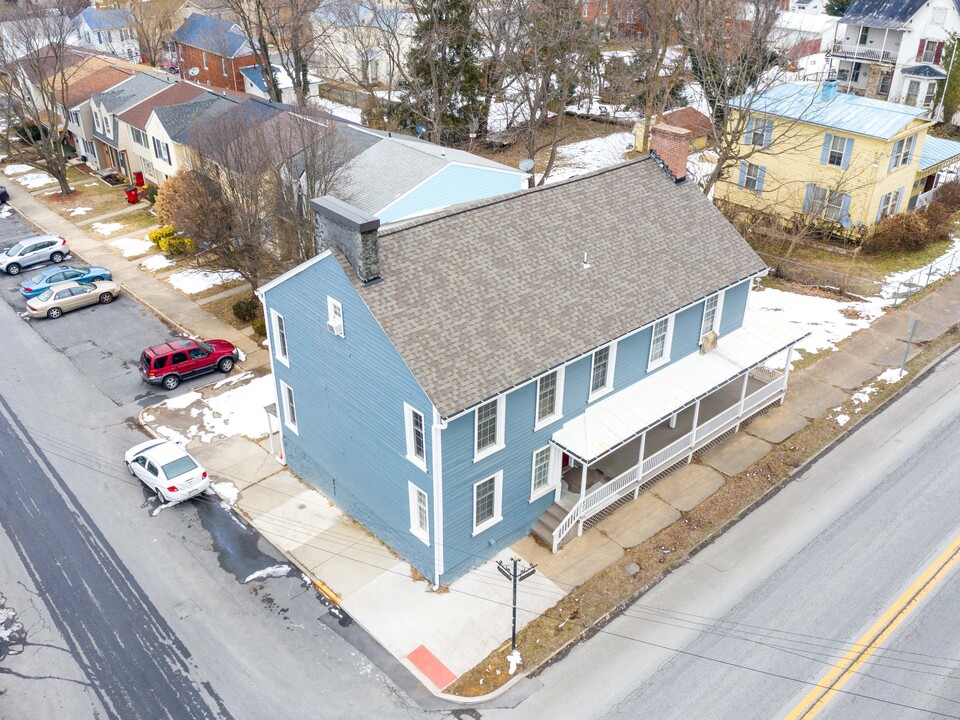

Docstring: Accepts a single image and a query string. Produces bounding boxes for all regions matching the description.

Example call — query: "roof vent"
[581,252,591,269]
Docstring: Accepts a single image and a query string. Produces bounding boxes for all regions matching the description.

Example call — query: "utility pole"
[497,555,536,672]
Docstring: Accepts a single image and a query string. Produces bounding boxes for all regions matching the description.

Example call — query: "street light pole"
[496,555,537,655]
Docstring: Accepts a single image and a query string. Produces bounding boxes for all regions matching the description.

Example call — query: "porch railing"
[551,371,789,552]
[831,43,896,63]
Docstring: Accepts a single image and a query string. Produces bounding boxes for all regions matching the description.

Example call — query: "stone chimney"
[649,124,691,183]
[820,79,839,102]
[311,195,381,282]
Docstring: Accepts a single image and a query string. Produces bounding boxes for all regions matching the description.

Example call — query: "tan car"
[25,280,121,319]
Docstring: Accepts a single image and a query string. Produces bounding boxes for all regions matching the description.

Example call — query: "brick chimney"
[311,195,381,282]
[649,124,692,183]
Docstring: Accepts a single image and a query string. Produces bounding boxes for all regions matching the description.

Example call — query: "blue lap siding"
[261,253,436,580]
[379,165,525,223]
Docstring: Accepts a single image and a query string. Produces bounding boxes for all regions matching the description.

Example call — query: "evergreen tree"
[825,0,852,17]
[399,0,486,142]
[935,35,960,125]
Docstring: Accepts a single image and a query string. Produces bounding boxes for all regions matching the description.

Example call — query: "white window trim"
[472,470,503,535]
[588,342,617,402]
[202,51,208,70]
[326,296,344,337]
[534,367,565,430]
[93,110,102,131]
[408,481,429,545]
[648,315,675,371]
[270,309,289,367]
[473,396,505,462]
[279,380,298,434]
[699,290,725,342]
[530,445,560,502]
[403,402,427,472]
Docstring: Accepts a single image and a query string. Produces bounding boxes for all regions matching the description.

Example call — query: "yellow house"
[715,81,960,233]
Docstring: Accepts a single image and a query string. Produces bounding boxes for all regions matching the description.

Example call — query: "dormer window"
[326,296,344,336]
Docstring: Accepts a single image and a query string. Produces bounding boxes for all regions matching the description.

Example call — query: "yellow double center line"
[785,533,960,720]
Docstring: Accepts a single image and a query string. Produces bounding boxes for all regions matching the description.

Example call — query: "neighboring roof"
[91,72,172,114]
[918,135,960,172]
[151,94,232,141]
[117,81,207,130]
[902,64,948,79]
[840,0,957,28]
[343,159,767,418]
[171,12,251,58]
[66,64,135,108]
[786,37,824,61]
[239,64,321,94]
[76,7,133,31]
[660,107,712,138]
[728,82,931,140]
[19,45,107,84]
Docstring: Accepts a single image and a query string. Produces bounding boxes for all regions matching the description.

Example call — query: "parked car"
[0,235,68,275]
[20,264,112,298]
[24,280,121,319]
[124,439,210,503]
[138,338,238,390]
[0,185,9,204]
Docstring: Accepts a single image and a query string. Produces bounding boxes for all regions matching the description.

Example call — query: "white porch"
[535,322,806,553]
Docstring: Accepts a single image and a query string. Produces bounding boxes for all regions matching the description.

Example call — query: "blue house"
[256,153,806,586]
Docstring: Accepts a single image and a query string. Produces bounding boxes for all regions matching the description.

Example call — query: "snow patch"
[214,370,252,389]
[314,97,363,124]
[83,182,98,187]
[4,164,33,175]
[507,649,522,675]
[543,132,634,184]
[110,236,153,256]
[18,172,57,189]
[161,390,203,410]
[92,221,125,236]
[877,368,906,384]
[167,269,242,294]
[151,500,177,516]
[69,206,92,216]
[0,206,11,219]
[243,564,291,584]
[140,254,174,271]
[236,348,246,362]
[153,425,192,445]
[834,413,850,426]
[211,481,239,505]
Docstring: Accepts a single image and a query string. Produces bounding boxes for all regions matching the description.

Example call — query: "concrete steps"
[532,502,572,548]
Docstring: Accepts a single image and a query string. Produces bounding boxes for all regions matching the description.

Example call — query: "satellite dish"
[519,159,534,172]
[415,124,426,137]
[188,67,200,77]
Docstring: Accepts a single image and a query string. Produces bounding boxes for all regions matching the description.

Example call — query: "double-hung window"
[701,293,722,339]
[535,369,563,428]
[589,344,615,400]
[93,111,102,132]
[923,83,937,108]
[404,403,427,471]
[473,471,503,534]
[649,316,674,369]
[905,80,921,105]
[530,446,558,501]
[878,188,902,220]
[827,135,846,166]
[891,135,916,169]
[408,482,429,544]
[68,111,80,125]
[741,162,763,191]
[475,397,504,460]
[807,185,846,222]
[921,40,937,63]
[270,309,289,366]
[152,138,171,164]
[280,380,298,434]
[130,127,148,148]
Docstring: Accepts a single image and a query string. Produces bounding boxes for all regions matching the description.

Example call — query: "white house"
[73,7,140,61]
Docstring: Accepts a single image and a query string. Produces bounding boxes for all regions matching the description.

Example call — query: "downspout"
[431,408,446,588]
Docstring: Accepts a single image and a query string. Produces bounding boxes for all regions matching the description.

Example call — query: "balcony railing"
[831,43,897,64]
[551,371,789,552]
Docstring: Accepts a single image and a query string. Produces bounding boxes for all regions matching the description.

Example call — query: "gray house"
[257,149,805,586]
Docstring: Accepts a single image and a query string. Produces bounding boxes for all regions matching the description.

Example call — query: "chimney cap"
[311,195,380,233]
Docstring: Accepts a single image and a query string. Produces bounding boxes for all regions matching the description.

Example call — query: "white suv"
[0,235,68,276]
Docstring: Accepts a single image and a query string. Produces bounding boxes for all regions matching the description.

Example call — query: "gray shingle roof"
[91,73,172,114]
[347,158,767,418]
[171,12,251,58]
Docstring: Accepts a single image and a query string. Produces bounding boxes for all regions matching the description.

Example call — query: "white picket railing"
[549,375,788,551]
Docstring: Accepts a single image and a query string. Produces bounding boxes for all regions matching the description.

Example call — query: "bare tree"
[124,0,181,67]
[0,9,83,196]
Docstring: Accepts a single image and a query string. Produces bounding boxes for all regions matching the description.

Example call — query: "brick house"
[170,13,259,91]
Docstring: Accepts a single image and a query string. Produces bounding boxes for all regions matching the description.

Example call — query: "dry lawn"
[446,320,960,697]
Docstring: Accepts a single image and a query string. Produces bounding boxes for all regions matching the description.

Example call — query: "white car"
[124,439,210,503]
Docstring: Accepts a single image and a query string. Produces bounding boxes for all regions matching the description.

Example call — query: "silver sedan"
[24,280,121,319]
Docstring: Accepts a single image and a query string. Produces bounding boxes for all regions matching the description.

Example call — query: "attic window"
[326,296,344,336]
[933,7,947,24]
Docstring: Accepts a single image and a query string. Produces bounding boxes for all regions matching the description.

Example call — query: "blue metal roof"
[171,13,251,58]
[918,135,960,171]
[902,64,948,79]
[76,7,133,31]
[841,0,926,28]
[727,82,930,140]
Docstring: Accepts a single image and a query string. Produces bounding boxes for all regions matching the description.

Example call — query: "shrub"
[921,201,954,244]
[251,316,266,337]
[232,296,259,322]
[143,184,159,204]
[862,212,930,253]
[148,225,193,256]
[933,180,960,212]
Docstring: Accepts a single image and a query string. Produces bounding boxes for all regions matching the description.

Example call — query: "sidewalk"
[134,266,960,699]
[4,181,267,369]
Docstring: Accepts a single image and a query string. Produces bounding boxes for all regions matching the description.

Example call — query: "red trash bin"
[124,186,139,204]
[134,170,144,187]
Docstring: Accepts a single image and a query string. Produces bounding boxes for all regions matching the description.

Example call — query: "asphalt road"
[489,342,960,718]
[0,212,436,719]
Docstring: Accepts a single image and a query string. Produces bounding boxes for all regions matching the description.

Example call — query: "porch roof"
[551,321,808,464]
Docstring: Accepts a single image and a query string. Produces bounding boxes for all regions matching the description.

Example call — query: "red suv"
[139,338,238,390]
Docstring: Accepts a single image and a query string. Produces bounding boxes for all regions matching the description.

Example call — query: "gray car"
[0,235,69,275]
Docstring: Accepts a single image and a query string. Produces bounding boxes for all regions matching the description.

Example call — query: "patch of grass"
[115,207,159,235]
[38,178,129,220]
[447,322,960,698]
[201,292,256,333]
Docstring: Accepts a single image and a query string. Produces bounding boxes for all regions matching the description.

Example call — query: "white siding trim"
[431,408,445,585]
[270,309,290,367]
[279,380,298,435]
[472,470,503,535]
[534,366,565,430]
[403,402,428,472]
[473,395,505,462]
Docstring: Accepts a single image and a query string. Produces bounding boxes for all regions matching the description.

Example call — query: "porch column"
[735,372,750,431]
[634,431,647,499]
[779,345,795,405]
[577,463,588,537]
[687,399,700,461]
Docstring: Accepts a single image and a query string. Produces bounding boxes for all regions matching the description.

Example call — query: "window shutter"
[841,137,854,169]
[756,167,766,192]
[935,41,945,64]
[876,196,886,223]
[894,187,905,214]
[907,135,916,164]
[763,119,774,147]
[821,133,833,164]
[917,39,926,61]
[803,184,814,213]
[743,116,754,144]
[738,161,747,187]
[840,195,852,228]
[888,142,898,173]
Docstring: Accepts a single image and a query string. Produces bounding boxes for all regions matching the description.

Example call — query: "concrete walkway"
[5,181,267,369]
